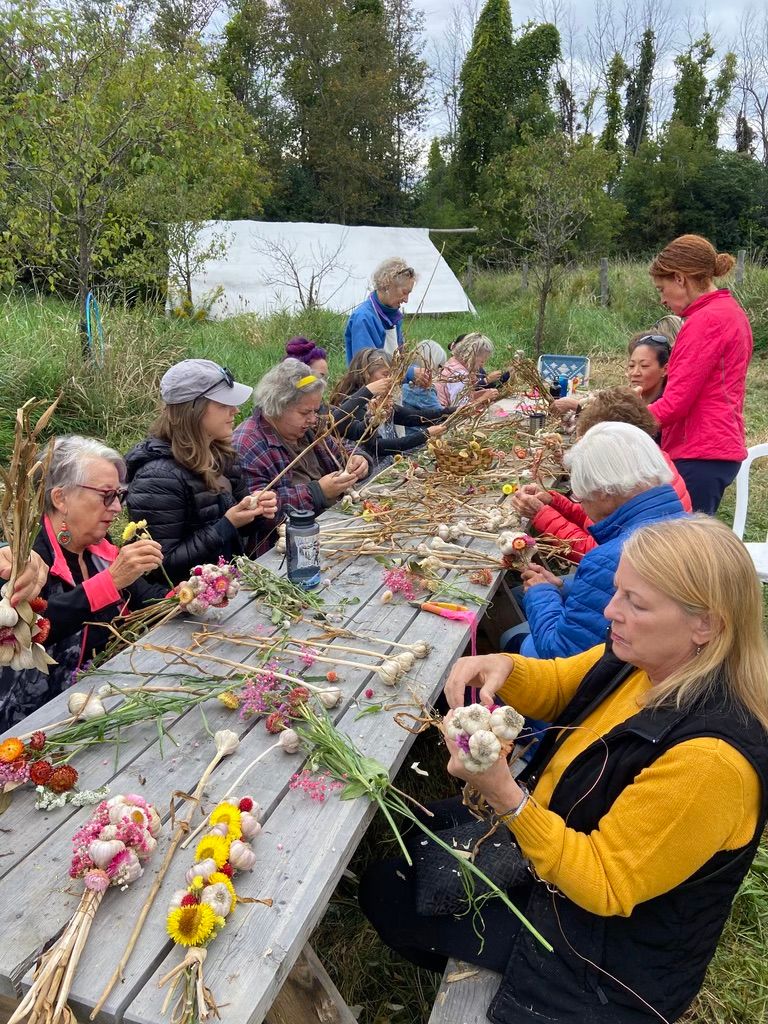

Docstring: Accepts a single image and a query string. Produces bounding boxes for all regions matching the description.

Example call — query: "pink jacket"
[435,356,471,408]
[531,453,692,562]
[648,290,752,462]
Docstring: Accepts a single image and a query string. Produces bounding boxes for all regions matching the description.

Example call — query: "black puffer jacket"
[125,438,276,584]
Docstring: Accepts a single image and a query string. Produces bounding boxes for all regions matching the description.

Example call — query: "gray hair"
[412,339,448,370]
[652,314,683,341]
[452,332,493,367]
[371,257,416,292]
[44,435,126,512]
[253,358,327,419]
[567,422,672,501]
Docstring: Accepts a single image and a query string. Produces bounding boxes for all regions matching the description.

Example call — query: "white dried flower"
[490,705,525,742]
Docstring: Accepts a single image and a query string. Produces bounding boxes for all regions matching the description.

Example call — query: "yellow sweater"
[499,646,761,917]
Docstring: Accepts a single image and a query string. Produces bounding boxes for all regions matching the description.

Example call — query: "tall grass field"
[2,260,768,1023]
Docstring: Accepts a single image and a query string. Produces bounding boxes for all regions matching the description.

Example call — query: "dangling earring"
[695,644,703,656]
[56,521,72,546]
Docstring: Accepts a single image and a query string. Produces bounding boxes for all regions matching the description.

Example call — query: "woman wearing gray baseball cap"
[125,359,278,583]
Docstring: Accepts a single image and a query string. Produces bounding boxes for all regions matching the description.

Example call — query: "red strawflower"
[325,670,339,683]
[287,686,310,707]
[47,764,78,793]
[28,731,46,752]
[265,712,285,734]
[238,798,253,813]
[31,617,51,644]
[180,893,199,907]
[29,597,48,614]
[29,760,54,785]
[220,862,234,877]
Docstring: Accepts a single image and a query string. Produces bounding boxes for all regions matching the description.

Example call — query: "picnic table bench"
[0,499,517,1024]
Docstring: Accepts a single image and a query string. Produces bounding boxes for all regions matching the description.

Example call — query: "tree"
[734,7,768,166]
[735,111,756,155]
[624,28,655,155]
[429,0,479,154]
[600,51,628,154]
[455,0,514,194]
[0,2,266,343]
[487,134,623,354]
[383,0,428,209]
[671,34,736,146]
[150,0,219,55]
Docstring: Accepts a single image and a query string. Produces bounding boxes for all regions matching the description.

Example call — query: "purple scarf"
[369,292,404,331]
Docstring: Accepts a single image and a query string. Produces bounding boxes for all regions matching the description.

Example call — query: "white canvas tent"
[176,220,475,319]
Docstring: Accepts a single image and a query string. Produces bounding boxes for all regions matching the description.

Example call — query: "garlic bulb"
[393,652,415,672]
[444,717,464,742]
[88,838,126,869]
[67,692,106,720]
[490,705,525,742]
[436,524,450,541]
[453,704,491,735]
[209,822,230,836]
[318,687,342,709]
[168,888,188,910]
[279,727,300,753]
[228,839,257,871]
[240,813,262,839]
[200,881,233,917]
[411,641,431,659]
[0,646,15,666]
[380,590,394,604]
[214,730,240,756]
[468,730,502,764]
[377,660,401,686]
[186,858,218,884]
[0,598,18,628]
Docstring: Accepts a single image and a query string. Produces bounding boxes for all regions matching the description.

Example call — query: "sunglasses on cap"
[200,365,235,398]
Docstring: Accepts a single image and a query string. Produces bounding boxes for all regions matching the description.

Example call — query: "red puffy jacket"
[648,289,752,461]
[531,453,692,562]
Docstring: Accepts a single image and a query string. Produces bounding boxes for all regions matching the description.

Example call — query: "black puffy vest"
[488,650,768,1024]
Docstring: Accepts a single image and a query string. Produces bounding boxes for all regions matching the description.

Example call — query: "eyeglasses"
[77,484,128,507]
[200,365,235,398]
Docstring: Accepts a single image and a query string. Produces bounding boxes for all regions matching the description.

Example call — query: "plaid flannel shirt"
[233,409,346,515]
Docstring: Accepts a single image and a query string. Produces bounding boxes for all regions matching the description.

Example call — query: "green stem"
[377,796,413,866]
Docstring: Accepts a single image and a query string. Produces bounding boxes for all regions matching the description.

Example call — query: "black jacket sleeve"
[127,465,239,582]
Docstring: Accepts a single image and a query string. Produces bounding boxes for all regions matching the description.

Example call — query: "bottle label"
[288,534,320,573]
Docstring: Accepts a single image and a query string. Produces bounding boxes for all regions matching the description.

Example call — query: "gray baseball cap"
[160,359,253,406]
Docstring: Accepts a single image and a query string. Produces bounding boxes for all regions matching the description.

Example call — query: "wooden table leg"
[264,944,358,1024]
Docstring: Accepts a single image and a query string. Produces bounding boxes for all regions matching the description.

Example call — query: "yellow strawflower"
[167,903,217,947]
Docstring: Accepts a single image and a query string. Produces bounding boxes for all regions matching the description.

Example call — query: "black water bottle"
[285,508,321,590]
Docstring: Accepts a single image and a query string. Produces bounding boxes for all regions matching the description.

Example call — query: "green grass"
[2,266,768,1022]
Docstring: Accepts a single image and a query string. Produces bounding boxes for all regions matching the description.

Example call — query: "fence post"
[464,254,474,290]
[599,257,609,307]
[735,249,746,286]
[521,261,529,290]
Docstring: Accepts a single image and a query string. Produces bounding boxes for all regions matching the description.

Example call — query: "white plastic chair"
[732,443,768,583]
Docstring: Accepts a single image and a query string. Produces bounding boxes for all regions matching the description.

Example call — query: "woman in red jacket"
[513,387,691,562]
[648,234,751,514]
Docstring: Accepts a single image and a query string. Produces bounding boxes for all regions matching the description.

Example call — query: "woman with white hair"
[435,332,495,407]
[233,358,369,517]
[344,258,427,387]
[517,421,685,658]
[0,435,168,729]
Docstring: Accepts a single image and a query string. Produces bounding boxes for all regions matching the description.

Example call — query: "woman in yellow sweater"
[359,516,768,1023]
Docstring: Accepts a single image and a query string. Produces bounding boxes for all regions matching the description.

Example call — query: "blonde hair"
[452,332,493,368]
[152,398,233,492]
[622,516,768,730]
[372,257,416,292]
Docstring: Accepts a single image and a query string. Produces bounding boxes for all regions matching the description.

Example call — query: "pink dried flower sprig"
[381,566,425,602]
[289,770,343,803]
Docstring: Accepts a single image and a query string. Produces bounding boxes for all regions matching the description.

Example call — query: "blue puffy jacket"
[521,485,685,658]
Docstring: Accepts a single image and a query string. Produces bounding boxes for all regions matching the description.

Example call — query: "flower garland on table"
[0,730,107,808]
[7,794,161,1024]
[159,796,264,1024]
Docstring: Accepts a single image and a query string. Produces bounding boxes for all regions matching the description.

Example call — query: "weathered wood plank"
[427,960,500,1024]
[264,944,359,1024]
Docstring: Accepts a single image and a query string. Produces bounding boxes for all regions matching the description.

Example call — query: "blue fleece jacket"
[344,296,415,382]
[520,485,685,659]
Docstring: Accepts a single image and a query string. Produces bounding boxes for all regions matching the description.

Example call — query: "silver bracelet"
[496,785,530,823]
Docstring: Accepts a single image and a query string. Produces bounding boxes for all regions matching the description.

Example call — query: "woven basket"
[428,442,495,476]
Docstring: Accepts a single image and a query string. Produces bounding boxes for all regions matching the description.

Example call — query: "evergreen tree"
[624,29,655,156]
[507,23,560,140]
[455,0,514,195]
[735,111,756,155]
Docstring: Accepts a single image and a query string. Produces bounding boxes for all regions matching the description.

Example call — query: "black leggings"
[358,797,523,974]
[674,458,741,514]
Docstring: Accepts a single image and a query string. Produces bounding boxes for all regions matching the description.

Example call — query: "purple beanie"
[284,336,327,363]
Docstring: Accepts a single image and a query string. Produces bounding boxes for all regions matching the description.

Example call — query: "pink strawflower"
[364,688,375,699]
[84,869,110,893]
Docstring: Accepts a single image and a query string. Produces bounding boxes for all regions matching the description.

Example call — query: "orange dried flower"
[47,764,78,793]
[325,671,338,683]
[0,738,25,764]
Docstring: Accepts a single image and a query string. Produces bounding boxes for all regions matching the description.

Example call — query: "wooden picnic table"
[0,498,514,1024]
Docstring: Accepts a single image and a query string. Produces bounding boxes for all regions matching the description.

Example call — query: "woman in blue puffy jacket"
[519,422,685,658]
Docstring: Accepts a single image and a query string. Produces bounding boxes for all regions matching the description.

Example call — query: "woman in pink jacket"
[648,234,752,514]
